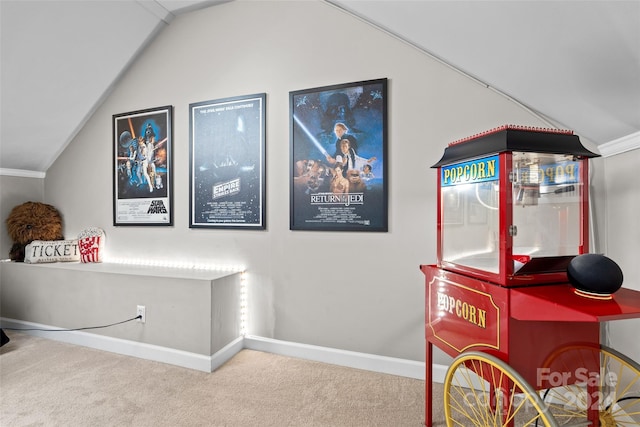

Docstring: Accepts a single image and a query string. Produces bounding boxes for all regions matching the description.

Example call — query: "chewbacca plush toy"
[5,201,65,262]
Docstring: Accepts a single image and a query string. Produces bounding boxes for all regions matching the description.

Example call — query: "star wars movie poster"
[189,93,266,229]
[113,106,173,226]
[290,79,388,231]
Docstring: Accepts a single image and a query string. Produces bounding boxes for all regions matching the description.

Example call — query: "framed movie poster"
[189,93,266,229]
[290,78,388,231]
[113,105,173,226]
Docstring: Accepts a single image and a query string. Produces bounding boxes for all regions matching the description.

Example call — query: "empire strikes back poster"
[189,94,266,229]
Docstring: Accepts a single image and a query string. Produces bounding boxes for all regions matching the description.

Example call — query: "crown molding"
[0,168,46,178]
[598,131,640,158]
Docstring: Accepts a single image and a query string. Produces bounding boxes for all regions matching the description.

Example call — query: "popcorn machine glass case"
[433,126,599,287]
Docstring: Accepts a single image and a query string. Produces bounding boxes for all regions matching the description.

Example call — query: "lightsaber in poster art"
[293,114,329,157]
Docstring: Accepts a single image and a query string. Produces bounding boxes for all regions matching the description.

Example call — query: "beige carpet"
[0,332,446,426]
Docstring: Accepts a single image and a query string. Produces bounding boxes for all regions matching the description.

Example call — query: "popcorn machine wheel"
[422,126,640,427]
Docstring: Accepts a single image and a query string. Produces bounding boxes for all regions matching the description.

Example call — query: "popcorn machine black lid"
[432,125,600,168]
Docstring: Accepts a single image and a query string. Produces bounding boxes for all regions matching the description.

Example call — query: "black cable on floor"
[2,315,141,332]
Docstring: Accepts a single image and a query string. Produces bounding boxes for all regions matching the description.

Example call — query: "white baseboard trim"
[1,318,447,382]
[2,317,218,373]
[244,335,448,382]
[211,336,245,372]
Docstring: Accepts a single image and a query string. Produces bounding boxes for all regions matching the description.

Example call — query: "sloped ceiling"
[1,0,639,174]
[330,0,640,145]
[0,0,229,173]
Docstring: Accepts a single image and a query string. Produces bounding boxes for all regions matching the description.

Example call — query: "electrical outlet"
[136,305,146,323]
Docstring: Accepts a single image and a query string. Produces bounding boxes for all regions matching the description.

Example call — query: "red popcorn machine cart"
[421,125,640,427]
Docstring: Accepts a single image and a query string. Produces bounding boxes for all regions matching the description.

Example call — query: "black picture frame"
[113,105,173,226]
[189,93,266,229]
[289,78,388,231]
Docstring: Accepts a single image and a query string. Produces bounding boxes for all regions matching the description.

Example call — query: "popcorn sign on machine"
[421,126,640,427]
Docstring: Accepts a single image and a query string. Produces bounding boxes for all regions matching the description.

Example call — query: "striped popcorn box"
[77,227,105,263]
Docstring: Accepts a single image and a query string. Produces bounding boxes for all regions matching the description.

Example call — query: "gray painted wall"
[1,262,241,356]
[3,0,636,365]
[603,149,640,359]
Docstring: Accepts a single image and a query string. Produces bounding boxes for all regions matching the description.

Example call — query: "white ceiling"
[2,0,639,173]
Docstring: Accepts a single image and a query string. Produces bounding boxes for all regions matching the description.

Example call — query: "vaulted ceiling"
[2,0,639,174]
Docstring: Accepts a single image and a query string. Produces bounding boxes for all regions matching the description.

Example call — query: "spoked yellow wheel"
[540,344,640,426]
[444,351,558,427]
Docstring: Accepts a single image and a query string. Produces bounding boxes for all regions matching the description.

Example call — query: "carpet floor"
[0,332,446,426]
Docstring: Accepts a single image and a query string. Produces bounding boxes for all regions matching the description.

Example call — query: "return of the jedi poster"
[289,78,388,231]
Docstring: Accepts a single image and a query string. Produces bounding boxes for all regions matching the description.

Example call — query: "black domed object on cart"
[567,253,624,295]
